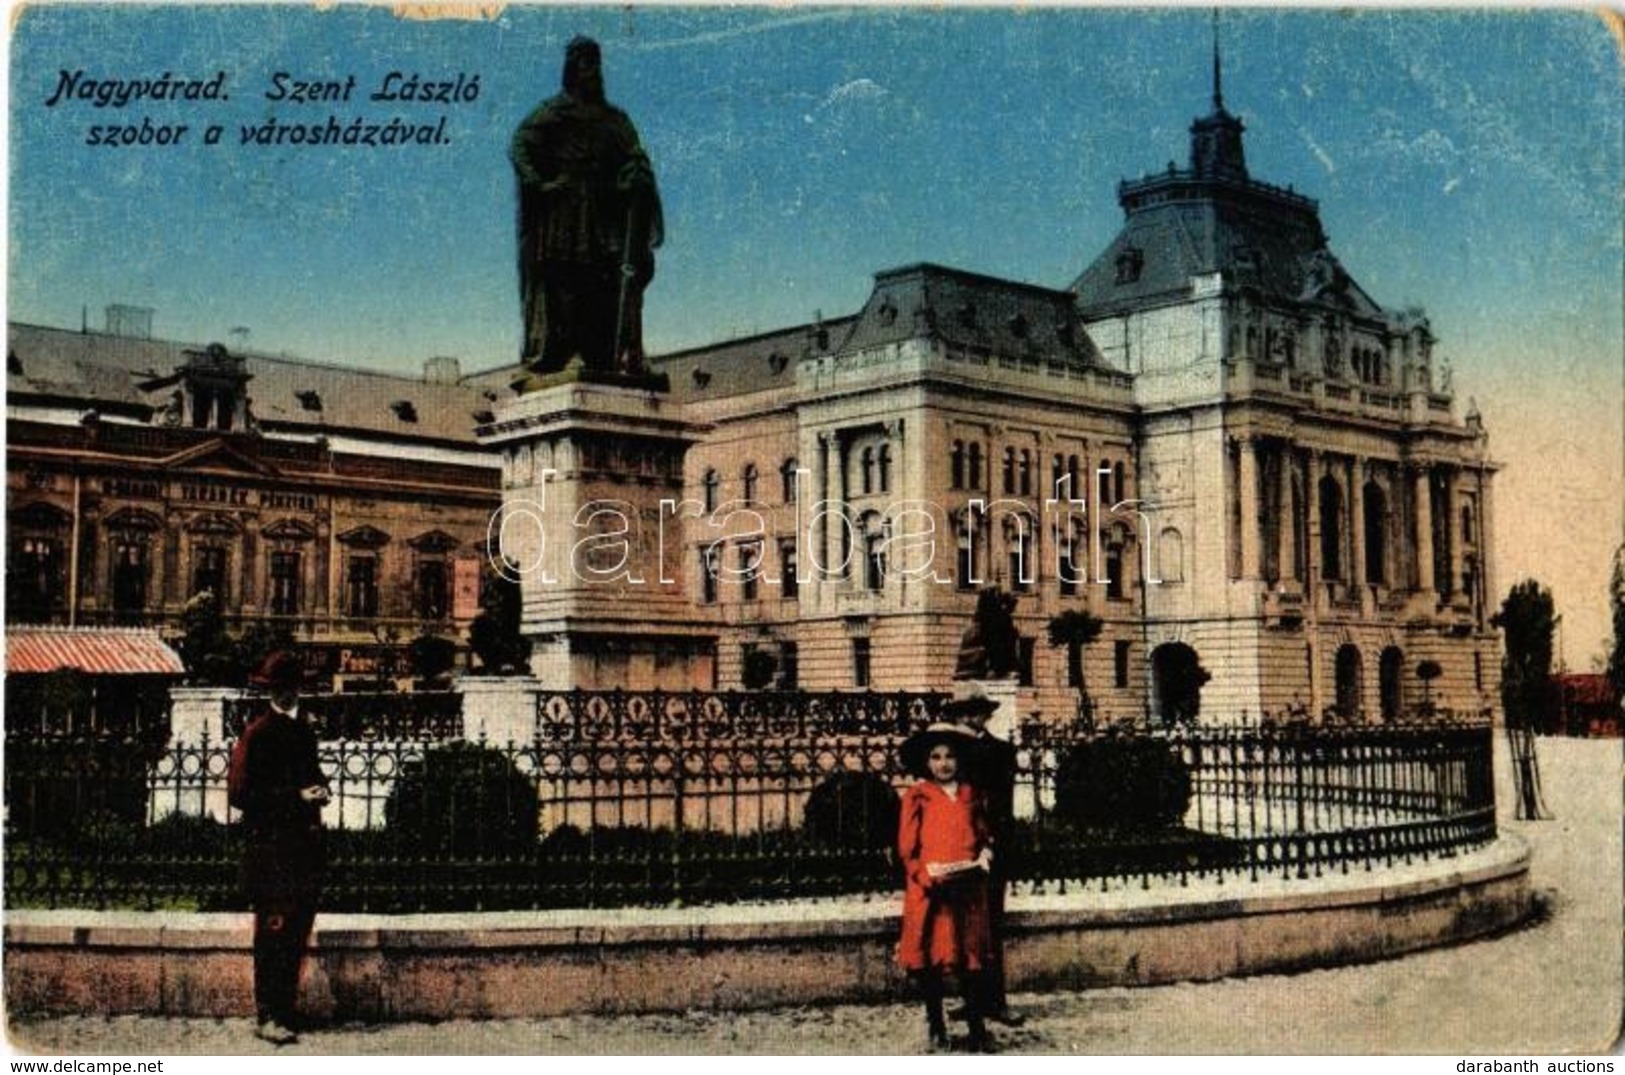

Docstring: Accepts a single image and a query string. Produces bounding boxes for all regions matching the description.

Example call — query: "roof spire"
[1212,8,1224,112]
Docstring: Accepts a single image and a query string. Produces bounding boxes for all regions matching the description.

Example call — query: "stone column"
[1237,436,1261,579]
[1444,467,1462,598]
[1305,449,1322,597]
[1349,457,1367,601]
[1277,443,1296,582]
[1413,464,1435,595]
[819,431,838,590]
[1480,475,1497,620]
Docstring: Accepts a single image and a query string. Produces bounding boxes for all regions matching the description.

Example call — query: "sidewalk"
[8,737,1620,1055]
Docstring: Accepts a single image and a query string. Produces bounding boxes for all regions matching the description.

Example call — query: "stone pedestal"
[156,686,244,823]
[455,675,543,745]
[478,378,716,690]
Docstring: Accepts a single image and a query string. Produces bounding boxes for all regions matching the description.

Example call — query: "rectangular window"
[192,545,228,601]
[852,637,872,688]
[1115,640,1131,689]
[780,541,798,600]
[701,547,719,604]
[417,559,448,620]
[1058,541,1079,596]
[740,543,760,602]
[1018,638,1035,687]
[347,555,378,618]
[112,539,148,615]
[780,641,799,689]
[269,551,301,616]
[8,537,64,621]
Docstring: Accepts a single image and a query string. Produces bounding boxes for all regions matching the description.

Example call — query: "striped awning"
[6,627,186,676]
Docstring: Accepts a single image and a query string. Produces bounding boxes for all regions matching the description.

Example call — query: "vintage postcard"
[5,3,1622,1060]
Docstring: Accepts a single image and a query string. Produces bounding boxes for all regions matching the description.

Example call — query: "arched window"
[1319,475,1345,581]
[951,441,965,489]
[955,512,978,592]
[1051,453,1065,492]
[1335,644,1364,720]
[968,442,983,489]
[1461,503,1476,545]
[1379,646,1405,721]
[703,469,719,514]
[1097,459,1112,506]
[878,444,893,494]
[1006,515,1034,592]
[1103,525,1126,599]
[1018,450,1033,496]
[743,463,759,504]
[1113,461,1126,505]
[781,458,799,504]
[1003,448,1017,494]
[861,448,875,495]
[863,514,886,592]
[1364,480,1387,585]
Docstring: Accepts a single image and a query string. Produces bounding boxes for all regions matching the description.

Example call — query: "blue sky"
[7,5,1623,662]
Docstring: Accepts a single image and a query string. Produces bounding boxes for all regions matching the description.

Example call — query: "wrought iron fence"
[3,693,1496,912]
[223,691,464,741]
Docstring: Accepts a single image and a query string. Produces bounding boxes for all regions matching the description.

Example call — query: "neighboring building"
[647,69,1500,723]
[1553,673,1623,738]
[5,318,503,690]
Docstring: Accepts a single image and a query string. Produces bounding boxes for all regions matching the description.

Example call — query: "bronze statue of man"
[511,37,663,376]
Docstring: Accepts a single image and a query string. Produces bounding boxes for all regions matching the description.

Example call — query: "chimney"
[423,355,461,384]
[104,304,154,339]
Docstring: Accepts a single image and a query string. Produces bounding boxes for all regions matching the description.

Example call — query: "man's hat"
[942,681,1001,721]
[900,721,977,778]
[248,650,304,692]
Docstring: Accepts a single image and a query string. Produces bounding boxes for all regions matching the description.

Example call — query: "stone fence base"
[5,836,1532,1020]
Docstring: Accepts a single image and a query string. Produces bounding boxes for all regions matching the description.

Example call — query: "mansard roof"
[650,262,1105,401]
[845,263,1102,367]
[6,322,495,445]
[652,319,856,402]
[1072,98,1387,324]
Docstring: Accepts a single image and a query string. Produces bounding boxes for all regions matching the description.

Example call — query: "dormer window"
[1115,245,1144,284]
[391,400,418,423]
[1007,313,1029,339]
[297,390,323,412]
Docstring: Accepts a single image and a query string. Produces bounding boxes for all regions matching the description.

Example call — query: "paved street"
[8,737,1620,1056]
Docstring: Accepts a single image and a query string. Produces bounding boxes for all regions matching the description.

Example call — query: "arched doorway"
[1379,646,1405,721]
[1151,642,1207,725]
[1335,644,1364,720]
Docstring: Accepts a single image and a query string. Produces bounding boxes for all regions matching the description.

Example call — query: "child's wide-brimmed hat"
[900,721,977,778]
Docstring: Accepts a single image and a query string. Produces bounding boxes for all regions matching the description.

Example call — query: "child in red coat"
[897,722,995,1052]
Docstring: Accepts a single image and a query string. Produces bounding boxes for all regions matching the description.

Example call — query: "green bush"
[1053,737,1192,830]
[803,771,900,853]
[383,743,539,857]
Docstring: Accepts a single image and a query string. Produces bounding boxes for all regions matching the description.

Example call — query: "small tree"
[1607,544,1625,707]
[1493,579,1559,732]
[1046,609,1104,723]
[410,632,458,685]
[179,591,238,686]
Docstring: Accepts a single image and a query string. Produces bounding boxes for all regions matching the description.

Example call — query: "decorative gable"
[408,529,460,554]
[337,524,391,549]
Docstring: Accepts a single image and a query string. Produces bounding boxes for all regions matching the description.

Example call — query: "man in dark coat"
[945,683,1025,1027]
[511,36,663,376]
[228,650,329,1045]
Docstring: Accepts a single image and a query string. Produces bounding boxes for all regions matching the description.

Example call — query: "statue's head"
[563,36,605,102]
